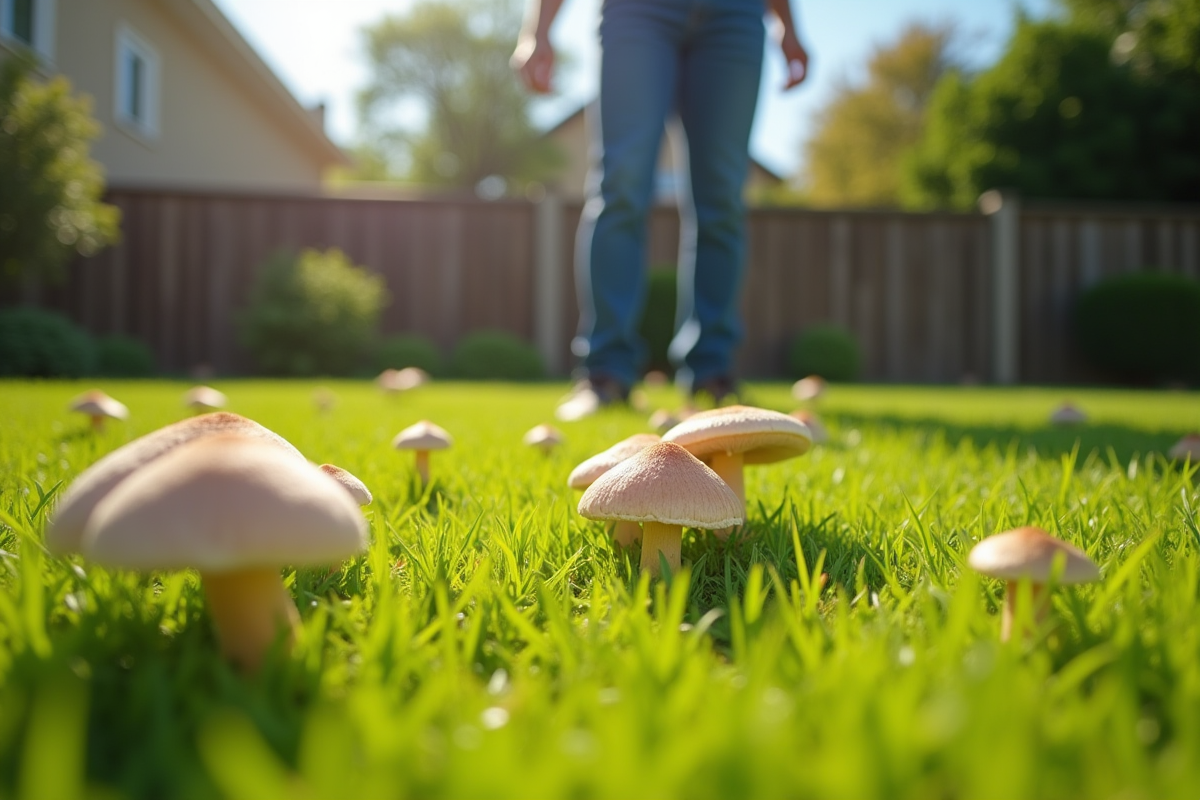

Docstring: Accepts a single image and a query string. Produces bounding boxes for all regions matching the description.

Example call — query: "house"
[0,0,344,191]
[542,104,786,204]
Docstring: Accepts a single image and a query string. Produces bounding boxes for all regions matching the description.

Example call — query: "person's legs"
[668,1,765,392]
[573,0,685,391]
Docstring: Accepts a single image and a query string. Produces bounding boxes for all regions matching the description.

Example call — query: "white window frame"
[0,0,57,62]
[114,22,160,143]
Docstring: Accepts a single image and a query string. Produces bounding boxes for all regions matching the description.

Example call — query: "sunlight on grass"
[1,380,1198,798]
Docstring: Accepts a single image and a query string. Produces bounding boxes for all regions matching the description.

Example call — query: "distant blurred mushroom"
[968,526,1099,641]
[394,367,430,391]
[643,370,669,387]
[68,390,129,432]
[789,409,827,444]
[1168,434,1200,463]
[377,369,403,394]
[1050,402,1087,425]
[524,424,563,454]
[393,420,453,486]
[792,375,826,402]
[183,386,227,413]
[649,409,681,434]
[567,433,660,547]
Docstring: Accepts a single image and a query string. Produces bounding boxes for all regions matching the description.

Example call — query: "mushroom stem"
[90,414,105,432]
[706,451,745,539]
[640,520,682,577]
[414,450,430,486]
[201,567,300,672]
[611,520,641,548]
[1000,580,1050,642]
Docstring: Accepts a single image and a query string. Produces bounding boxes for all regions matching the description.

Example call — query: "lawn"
[1,380,1199,800]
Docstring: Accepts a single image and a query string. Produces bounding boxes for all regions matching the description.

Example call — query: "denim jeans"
[573,0,766,390]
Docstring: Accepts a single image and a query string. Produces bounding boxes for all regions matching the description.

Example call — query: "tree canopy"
[356,0,562,193]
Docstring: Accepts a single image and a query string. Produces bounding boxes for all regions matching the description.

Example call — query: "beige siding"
[54,0,328,191]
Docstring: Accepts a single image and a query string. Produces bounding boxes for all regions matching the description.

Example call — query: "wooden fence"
[5,187,1200,382]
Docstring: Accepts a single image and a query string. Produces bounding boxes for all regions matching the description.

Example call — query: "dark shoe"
[555,375,629,421]
[690,375,741,407]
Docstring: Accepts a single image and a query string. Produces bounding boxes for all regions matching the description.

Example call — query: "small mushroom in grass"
[392,420,452,486]
[69,390,129,431]
[792,375,826,402]
[48,412,305,554]
[568,434,660,547]
[579,442,742,576]
[82,435,367,671]
[662,405,812,534]
[393,367,431,391]
[968,526,1099,642]
[1050,402,1087,425]
[1168,434,1200,462]
[183,386,227,413]
[376,369,403,394]
[319,464,373,505]
[789,409,828,444]
[524,424,563,454]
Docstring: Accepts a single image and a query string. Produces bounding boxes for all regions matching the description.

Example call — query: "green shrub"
[374,334,442,375]
[1074,272,1200,384]
[450,330,544,380]
[0,307,94,377]
[638,268,676,375]
[95,334,155,377]
[788,324,862,381]
[239,248,388,376]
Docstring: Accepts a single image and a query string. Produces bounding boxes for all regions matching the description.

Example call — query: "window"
[1,0,55,59]
[114,24,159,140]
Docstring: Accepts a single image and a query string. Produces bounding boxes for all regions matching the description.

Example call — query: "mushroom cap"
[392,420,452,451]
[789,410,828,444]
[1050,402,1087,425]
[319,464,373,506]
[968,526,1099,584]
[568,433,661,490]
[83,435,366,572]
[792,376,826,401]
[377,369,403,391]
[578,442,743,529]
[48,412,305,554]
[1168,434,1200,461]
[662,405,812,464]
[524,424,563,448]
[183,386,227,410]
[393,367,430,390]
[69,390,129,420]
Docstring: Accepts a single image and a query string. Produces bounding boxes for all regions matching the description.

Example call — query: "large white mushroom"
[567,433,660,547]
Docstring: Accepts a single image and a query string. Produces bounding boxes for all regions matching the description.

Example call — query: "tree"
[903,2,1200,208]
[801,23,961,208]
[357,0,562,193]
[0,56,120,284]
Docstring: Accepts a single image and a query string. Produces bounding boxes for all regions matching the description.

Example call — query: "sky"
[210,0,1056,180]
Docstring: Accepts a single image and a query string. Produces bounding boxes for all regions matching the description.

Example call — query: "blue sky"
[211,0,1055,179]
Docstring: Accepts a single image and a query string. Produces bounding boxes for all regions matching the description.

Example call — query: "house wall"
[53,0,327,191]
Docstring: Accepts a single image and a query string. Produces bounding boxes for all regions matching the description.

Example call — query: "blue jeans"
[573,0,766,390]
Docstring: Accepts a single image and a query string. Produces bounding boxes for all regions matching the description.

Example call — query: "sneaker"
[555,376,629,421]
[690,375,741,407]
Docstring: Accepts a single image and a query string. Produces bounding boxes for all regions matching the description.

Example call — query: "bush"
[374,334,442,375]
[0,307,94,377]
[1074,272,1200,384]
[450,330,544,380]
[788,324,862,382]
[95,334,155,377]
[638,268,676,375]
[239,248,388,376]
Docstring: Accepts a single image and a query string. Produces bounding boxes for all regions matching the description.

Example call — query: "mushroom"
[524,424,563,454]
[82,434,367,671]
[567,433,661,547]
[643,370,669,387]
[318,464,373,506]
[183,385,227,413]
[578,442,742,576]
[1168,433,1200,462]
[792,375,826,402]
[789,410,828,444]
[1050,402,1087,425]
[69,390,129,431]
[376,369,403,394]
[662,405,812,532]
[393,367,430,391]
[392,420,453,486]
[47,412,307,554]
[968,526,1099,642]
[649,409,682,433]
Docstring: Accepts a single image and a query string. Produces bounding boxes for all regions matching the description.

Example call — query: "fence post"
[533,193,566,376]
[980,189,1020,385]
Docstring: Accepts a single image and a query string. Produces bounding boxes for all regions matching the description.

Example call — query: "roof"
[159,0,346,166]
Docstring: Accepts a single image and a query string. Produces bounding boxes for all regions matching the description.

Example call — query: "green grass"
[1,380,1199,800]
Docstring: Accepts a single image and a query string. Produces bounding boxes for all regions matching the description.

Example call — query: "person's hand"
[779,29,809,90]
[511,32,555,94]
